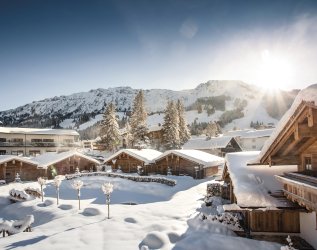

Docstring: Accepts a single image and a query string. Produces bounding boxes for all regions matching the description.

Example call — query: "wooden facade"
[154,152,219,179]
[105,152,146,173]
[46,156,98,179]
[0,158,45,182]
[259,101,317,213]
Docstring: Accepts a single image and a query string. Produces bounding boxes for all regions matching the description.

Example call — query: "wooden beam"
[298,123,317,137]
[281,138,299,156]
[270,155,300,165]
[294,137,316,155]
[308,107,314,127]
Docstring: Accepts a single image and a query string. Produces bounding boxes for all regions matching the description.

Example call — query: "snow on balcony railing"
[65,172,177,186]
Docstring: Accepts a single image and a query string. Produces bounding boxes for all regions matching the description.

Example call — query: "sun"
[254,49,293,90]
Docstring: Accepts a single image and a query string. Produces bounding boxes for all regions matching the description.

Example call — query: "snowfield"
[0,176,281,250]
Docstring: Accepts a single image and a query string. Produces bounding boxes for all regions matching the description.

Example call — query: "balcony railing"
[275,172,317,211]
[0,142,81,148]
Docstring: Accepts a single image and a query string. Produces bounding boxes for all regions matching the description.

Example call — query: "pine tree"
[162,101,180,149]
[130,90,149,148]
[177,99,191,145]
[124,121,133,148]
[100,103,120,152]
[206,122,219,139]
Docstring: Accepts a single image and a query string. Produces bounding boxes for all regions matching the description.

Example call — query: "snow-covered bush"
[207,182,222,197]
[9,189,30,202]
[280,235,298,250]
[0,215,34,236]
[24,187,42,199]
[65,171,177,186]
[200,212,243,232]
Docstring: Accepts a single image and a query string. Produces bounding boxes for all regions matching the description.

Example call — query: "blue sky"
[1,0,317,110]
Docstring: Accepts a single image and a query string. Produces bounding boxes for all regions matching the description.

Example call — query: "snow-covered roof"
[0,155,38,166]
[105,149,162,165]
[225,151,297,208]
[259,84,317,162]
[239,129,274,139]
[154,149,224,168]
[0,126,79,136]
[183,135,234,150]
[32,150,100,168]
[148,125,162,132]
[224,129,255,137]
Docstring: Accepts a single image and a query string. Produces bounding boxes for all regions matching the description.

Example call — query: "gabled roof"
[225,151,297,208]
[0,155,38,166]
[154,149,224,168]
[239,129,274,139]
[183,135,237,150]
[258,84,317,164]
[32,150,100,169]
[104,149,162,165]
[0,126,79,136]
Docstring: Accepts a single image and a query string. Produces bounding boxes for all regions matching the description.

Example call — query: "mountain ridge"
[0,80,299,135]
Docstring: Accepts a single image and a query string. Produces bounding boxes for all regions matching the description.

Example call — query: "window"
[31,139,42,142]
[252,145,256,149]
[305,157,312,171]
[0,138,6,142]
[11,138,23,142]
[29,150,41,156]
[64,139,74,143]
[0,150,6,155]
[11,150,24,156]
[43,139,54,142]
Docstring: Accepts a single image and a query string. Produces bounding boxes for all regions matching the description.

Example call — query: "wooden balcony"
[275,172,317,211]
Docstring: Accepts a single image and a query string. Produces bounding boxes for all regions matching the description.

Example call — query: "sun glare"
[255,49,293,90]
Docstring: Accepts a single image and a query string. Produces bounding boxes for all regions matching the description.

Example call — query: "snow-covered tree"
[206,121,220,138]
[177,99,190,145]
[100,103,120,152]
[123,121,133,148]
[162,100,180,149]
[130,90,149,148]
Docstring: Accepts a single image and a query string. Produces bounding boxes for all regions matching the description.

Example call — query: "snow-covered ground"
[0,176,281,250]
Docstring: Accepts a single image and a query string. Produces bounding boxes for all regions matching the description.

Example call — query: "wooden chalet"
[33,151,100,179]
[153,150,224,178]
[0,155,44,182]
[222,152,301,234]
[183,136,242,157]
[256,90,317,248]
[104,149,162,173]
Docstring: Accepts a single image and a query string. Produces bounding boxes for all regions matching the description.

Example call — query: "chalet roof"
[154,149,224,168]
[225,151,297,208]
[32,150,100,169]
[224,129,255,137]
[183,136,236,150]
[239,129,274,139]
[0,155,38,166]
[104,149,162,165]
[258,84,317,163]
[0,126,79,136]
[148,125,162,132]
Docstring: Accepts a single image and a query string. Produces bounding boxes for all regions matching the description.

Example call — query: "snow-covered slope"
[0,80,296,131]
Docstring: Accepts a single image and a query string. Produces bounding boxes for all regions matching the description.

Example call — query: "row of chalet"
[104,149,224,179]
[0,151,100,183]
[0,148,224,183]
[221,84,317,249]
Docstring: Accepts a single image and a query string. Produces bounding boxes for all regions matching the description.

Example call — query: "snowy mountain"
[0,80,298,134]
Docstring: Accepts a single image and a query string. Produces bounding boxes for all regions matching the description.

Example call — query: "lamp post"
[37,177,46,202]
[101,182,113,219]
[71,180,83,210]
[53,176,62,205]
